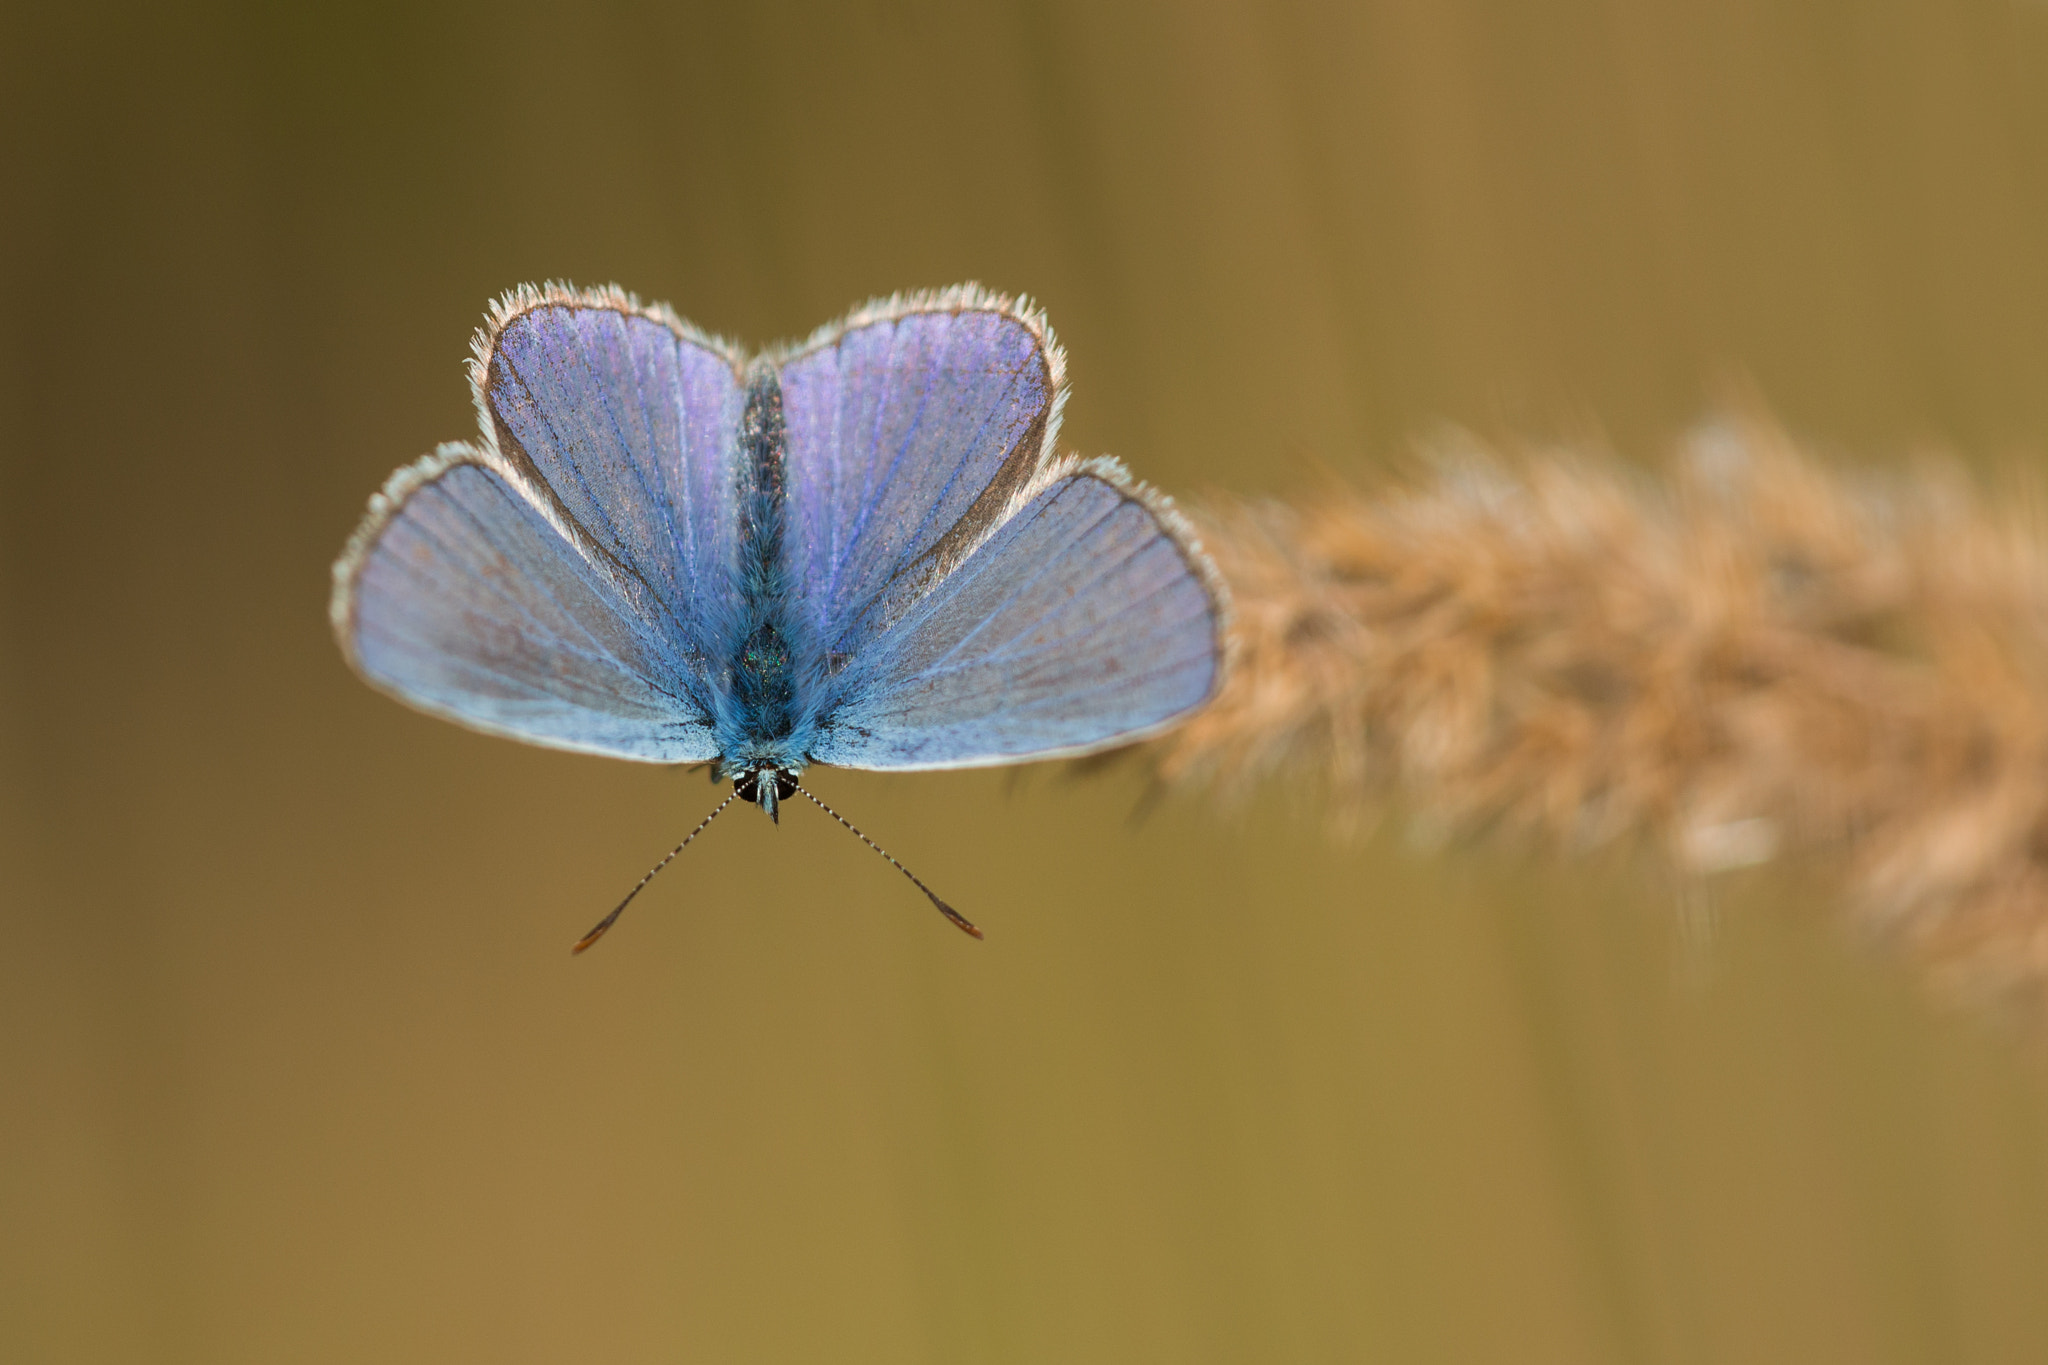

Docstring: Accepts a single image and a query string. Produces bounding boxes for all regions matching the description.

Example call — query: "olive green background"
[9,1,2048,1361]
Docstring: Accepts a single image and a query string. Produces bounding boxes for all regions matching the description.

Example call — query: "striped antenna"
[795,785,983,939]
[572,793,737,954]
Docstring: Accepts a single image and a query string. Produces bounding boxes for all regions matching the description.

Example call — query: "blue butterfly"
[330,283,1227,946]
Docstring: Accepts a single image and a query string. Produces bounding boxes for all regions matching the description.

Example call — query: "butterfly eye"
[729,769,797,807]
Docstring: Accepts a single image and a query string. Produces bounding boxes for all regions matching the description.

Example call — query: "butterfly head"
[731,767,800,822]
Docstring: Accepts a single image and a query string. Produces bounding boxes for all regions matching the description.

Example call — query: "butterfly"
[330,282,1228,947]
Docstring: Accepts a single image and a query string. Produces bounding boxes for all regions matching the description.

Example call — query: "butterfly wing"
[774,287,1063,664]
[477,284,748,663]
[809,462,1226,769]
[331,284,748,760]
[332,448,720,760]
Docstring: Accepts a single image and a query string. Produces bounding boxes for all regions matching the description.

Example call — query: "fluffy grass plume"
[1156,414,2048,1009]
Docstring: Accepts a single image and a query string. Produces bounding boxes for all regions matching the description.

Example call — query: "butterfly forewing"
[340,454,721,762]
[810,467,1224,769]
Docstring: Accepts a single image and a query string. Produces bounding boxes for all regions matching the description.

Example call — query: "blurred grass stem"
[1160,414,2048,1011]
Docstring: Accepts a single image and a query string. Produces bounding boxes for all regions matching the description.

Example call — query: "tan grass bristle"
[1153,414,2048,1010]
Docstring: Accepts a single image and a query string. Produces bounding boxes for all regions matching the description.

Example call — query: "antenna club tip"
[933,901,984,939]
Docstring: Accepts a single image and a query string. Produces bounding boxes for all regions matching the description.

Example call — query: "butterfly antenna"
[794,784,983,939]
[572,793,737,954]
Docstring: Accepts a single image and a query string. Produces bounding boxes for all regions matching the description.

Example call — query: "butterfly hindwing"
[334,449,720,762]
[810,464,1225,769]
[774,291,1062,666]
[479,287,749,664]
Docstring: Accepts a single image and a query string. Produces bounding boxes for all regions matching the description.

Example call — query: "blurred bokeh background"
[9,1,2048,1360]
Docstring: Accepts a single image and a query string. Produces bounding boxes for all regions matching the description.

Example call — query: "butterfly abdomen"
[720,366,811,771]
